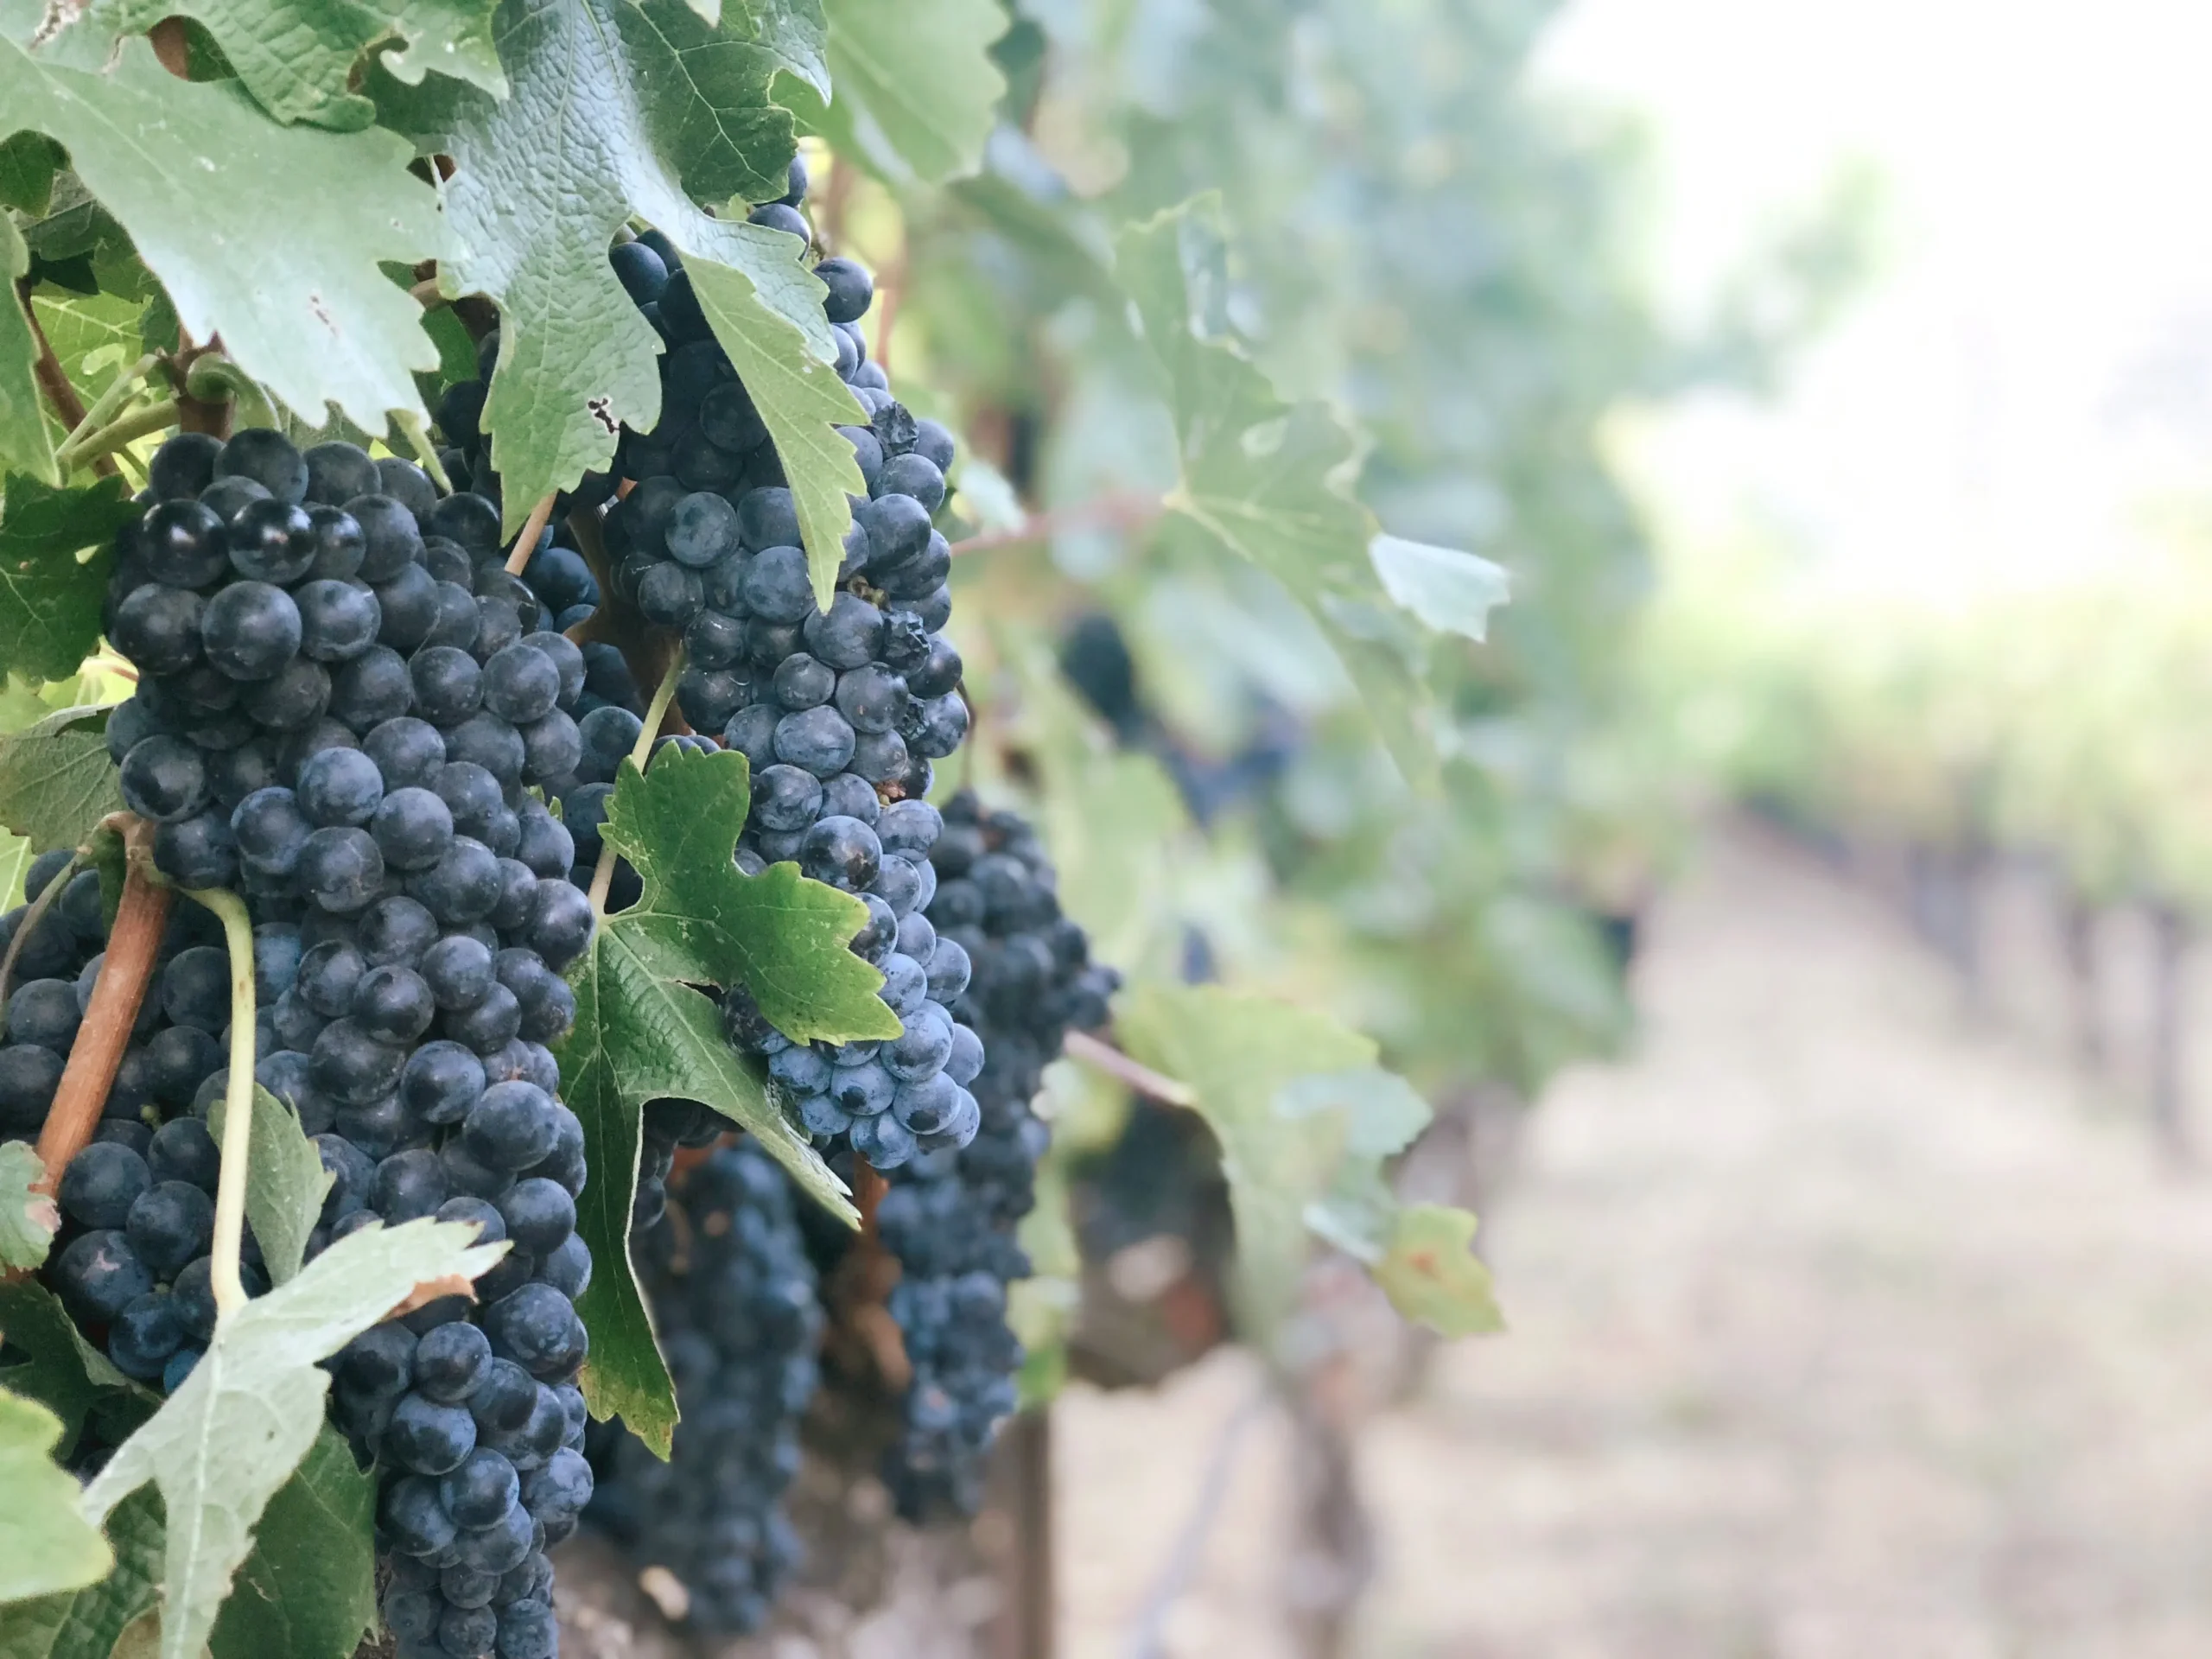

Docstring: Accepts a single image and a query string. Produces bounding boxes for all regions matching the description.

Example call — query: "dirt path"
[1053,823,2212,1657]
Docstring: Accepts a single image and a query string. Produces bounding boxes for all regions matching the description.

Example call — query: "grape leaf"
[206,1428,375,1659]
[686,252,866,607]
[600,744,899,1043]
[0,1388,112,1605]
[1371,1205,1503,1338]
[560,933,854,1452]
[0,16,444,432]
[0,477,131,685]
[784,0,1006,184]
[0,1484,161,1656]
[557,746,888,1445]
[79,1220,505,1659]
[0,1281,156,1458]
[0,130,62,214]
[373,0,837,535]
[0,703,121,853]
[30,292,150,389]
[1369,535,1510,645]
[204,1088,333,1287]
[735,0,829,89]
[1116,196,1456,785]
[0,219,57,486]
[0,1140,57,1272]
[57,0,505,131]
[1113,982,1376,1338]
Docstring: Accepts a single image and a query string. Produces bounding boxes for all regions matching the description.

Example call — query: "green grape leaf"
[784,0,1006,184]
[0,130,62,214]
[0,703,121,854]
[1369,535,1510,644]
[0,18,444,432]
[375,0,836,535]
[0,1388,112,1606]
[551,973,672,1454]
[600,744,899,1043]
[0,1279,156,1462]
[53,0,505,131]
[1114,982,1377,1338]
[1117,196,1462,785]
[0,1141,57,1272]
[0,477,131,685]
[0,1484,161,1656]
[1371,1205,1503,1338]
[735,0,829,92]
[559,932,852,1452]
[79,1220,505,1659]
[206,1428,375,1659]
[686,252,866,608]
[204,1089,333,1288]
[29,293,149,391]
[0,220,57,486]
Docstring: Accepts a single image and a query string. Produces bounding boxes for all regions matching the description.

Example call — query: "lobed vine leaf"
[1113,982,1376,1338]
[0,1281,156,1459]
[0,220,56,486]
[54,0,505,131]
[0,1484,162,1656]
[79,1220,505,1659]
[204,1089,332,1287]
[205,1428,376,1659]
[783,0,1007,184]
[0,1388,112,1607]
[0,1141,57,1272]
[599,745,899,1042]
[686,252,867,608]
[0,14,445,431]
[1370,535,1510,644]
[0,703,122,854]
[374,0,838,534]
[1117,196,1491,785]
[0,479,132,686]
[0,130,62,214]
[1372,1205,1503,1338]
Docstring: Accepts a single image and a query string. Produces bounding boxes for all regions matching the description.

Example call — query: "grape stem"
[948,492,1161,557]
[31,826,171,1194]
[53,400,181,471]
[187,884,257,1319]
[0,850,79,1018]
[410,277,445,308]
[1062,1029,1197,1108]
[588,644,687,917]
[58,353,160,459]
[503,493,560,577]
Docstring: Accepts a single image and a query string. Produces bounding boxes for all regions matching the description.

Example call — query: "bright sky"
[1535,0,2212,600]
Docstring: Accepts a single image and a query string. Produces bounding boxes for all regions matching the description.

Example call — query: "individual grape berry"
[200,581,302,680]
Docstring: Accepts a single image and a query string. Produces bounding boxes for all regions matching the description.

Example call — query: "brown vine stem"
[588,645,686,915]
[503,492,559,576]
[872,251,908,383]
[20,283,118,480]
[949,492,1163,557]
[33,827,171,1192]
[410,277,446,308]
[1063,1029,1196,1109]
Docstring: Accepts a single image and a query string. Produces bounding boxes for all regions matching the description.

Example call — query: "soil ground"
[1050,822,2212,1657]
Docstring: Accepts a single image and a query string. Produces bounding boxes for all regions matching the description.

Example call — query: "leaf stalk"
[54,400,181,471]
[588,645,686,917]
[188,885,257,1319]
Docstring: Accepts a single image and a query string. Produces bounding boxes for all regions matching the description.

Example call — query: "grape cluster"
[10,852,257,1402]
[585,1141,821,1634]
[91,424,601,1659]
[871,796,1117,1518]
[545,156,984,1174]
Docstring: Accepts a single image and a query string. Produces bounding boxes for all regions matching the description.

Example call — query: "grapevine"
[0,1,1632,1654]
